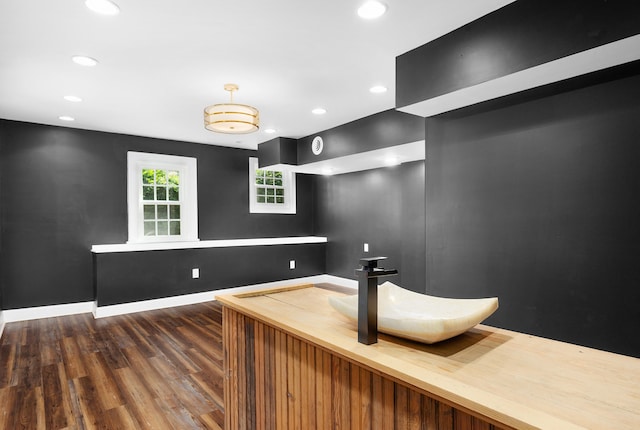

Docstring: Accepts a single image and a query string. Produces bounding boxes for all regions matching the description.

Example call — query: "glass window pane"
[276,189,284,196]
[156,186,167,200]
[143,205,155,220]
[266,171,273,178]
[274,171,282,178]
[266,178,274,185]
[255,177,264,185]
[170,221,181,235]
[170,205,180,220]
[168,186,179,201]
[157,205,168,220]
[274,179,283,186]
[266,188,275,196]
[257,187,265,196]
[142,169,155,184]
[157,221,168,235]
[257,196,265,203]
[255,169,264,177]
[276,197,284,204]
[143,186,154,200]
[167,171,179,186]
[267,197,275,203]
[144,221,156,236]
[155,170,167,185]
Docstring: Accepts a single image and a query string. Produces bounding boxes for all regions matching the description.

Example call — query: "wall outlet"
[192,268,200,279]
[289,260,296,270]
[364,243,369,253]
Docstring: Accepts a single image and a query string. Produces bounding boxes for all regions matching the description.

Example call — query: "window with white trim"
[249,157,296,214]
[127,152,198,243]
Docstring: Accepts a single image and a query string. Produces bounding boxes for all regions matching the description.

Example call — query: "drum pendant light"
[204,83,259,134]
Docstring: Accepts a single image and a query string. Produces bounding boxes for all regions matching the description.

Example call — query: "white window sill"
[91,236,328,254]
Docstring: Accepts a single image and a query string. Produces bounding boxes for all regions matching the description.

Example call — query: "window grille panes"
[248,157,295,214]
[141,169,181,236]
[255,168,285,205]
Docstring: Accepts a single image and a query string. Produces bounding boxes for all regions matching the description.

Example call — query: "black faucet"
[356,257,398,345]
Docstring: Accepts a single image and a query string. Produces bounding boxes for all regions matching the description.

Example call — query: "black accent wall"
[425,70,640,357]
[0,120,315,309]
[95,244,325,306]
[314,160,425,293]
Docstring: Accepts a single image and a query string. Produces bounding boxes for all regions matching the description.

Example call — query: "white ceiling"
[0,0,514,150]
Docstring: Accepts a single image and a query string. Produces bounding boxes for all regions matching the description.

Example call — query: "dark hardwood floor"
[0,301,225,429]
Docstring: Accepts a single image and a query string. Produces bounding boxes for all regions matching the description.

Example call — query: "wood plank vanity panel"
[219,285,640,430]
[223,305,488,430]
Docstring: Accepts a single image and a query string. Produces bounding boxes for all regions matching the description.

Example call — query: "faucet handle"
[359,256,387,271]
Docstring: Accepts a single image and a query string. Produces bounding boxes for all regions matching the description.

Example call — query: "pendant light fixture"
[204,83,259,134]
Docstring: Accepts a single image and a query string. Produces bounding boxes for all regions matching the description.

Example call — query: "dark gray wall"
[0,120,315,309]
[314,161,426,293]
[95,244,325,306]
[426,70,640,357]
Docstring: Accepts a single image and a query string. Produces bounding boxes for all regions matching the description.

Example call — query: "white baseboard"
[0,311,5,340]
[320,274,358,289]
[1,301,95,323]
[0,274,357,333]
[94,274,356,318]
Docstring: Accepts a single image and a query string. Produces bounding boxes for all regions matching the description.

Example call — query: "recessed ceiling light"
[312,107,327,115]
[357,1,387,19]
[85,0,120,16]
[264,128,277,134]
[59,116,75,122]
[369,85,387,94]
[72,55,99,67]
[64,95,83,102]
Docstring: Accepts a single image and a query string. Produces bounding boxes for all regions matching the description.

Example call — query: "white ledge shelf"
[91,236,327,254]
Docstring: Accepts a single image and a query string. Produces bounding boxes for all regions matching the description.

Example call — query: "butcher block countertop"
[216,285,640,430]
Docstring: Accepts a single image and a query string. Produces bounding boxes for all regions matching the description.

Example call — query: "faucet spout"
[356,257,398,345]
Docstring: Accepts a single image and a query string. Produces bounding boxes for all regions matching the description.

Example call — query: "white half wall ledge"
[397,34,640,118]
[91,236,328,254]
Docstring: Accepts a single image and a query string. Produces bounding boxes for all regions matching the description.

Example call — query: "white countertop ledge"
[91,236,327,253]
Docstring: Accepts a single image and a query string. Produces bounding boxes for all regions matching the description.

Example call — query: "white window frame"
[127,151,199,243]
[249,157,296,214]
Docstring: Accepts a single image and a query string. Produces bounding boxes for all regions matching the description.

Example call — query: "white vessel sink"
[328,281,499,344]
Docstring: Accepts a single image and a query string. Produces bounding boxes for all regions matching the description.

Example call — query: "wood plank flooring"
[0,301,225,430]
